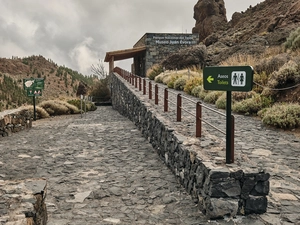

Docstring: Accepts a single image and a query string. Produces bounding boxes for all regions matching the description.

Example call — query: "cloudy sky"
[0,0,263,75]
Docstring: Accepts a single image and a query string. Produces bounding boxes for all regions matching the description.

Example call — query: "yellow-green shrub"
[203,91,223,104]
[184,77,203,95]
[232,94,273,115]
[258,103,300,129]
[174,77,187,91]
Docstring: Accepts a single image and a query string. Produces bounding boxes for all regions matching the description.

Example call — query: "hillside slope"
[0,55,94,111]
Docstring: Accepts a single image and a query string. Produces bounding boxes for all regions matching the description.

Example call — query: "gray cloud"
[0,0,263,75]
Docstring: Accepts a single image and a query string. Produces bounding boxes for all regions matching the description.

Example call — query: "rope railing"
[113,67,235,162]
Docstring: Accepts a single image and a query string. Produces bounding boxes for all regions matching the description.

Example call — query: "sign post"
[23,78,45,121]
[203,66,253,164]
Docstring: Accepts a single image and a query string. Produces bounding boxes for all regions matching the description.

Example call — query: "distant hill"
[0,55,96,112]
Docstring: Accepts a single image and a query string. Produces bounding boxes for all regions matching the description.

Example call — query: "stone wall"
[110,73,270,219]
[0,108,33,137]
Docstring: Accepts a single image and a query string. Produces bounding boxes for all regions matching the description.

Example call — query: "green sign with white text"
[203,66,254,92]
[23,78,45,96]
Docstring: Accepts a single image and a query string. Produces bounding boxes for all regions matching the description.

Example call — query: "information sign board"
[203,66,254,92]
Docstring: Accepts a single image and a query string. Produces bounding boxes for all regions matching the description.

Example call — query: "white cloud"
[0,0,265,75]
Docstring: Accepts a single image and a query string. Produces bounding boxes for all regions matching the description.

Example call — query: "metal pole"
[149,81,152,99]
[143,79,146,95]
[33,96,36,121]
[226,91,233,164]
[177,94,182,122]
[231,115,235,163]
[196,102,202,137]
[164,88,168,112]
[155,85,158,104]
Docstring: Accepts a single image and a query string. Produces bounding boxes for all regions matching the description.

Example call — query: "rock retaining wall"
[0,108,32,137]
[111,73,270,219]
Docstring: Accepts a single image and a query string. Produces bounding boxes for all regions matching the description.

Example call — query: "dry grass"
[38,100,80,116]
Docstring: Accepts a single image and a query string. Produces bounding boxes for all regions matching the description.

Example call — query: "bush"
[263,60,300,97]
[184,77,203,95]
[147,65,164,80]
[284,27,300,51]
[167,75,180,88]
[174,77,187,91]
[203,91,223,104]
[90,78,111,101]
[258,103,300,129]
[216,92,227,109]
[191,85,202,97]
[232,94,273,115]
[67,99,97,112]
[39,100,80,116]
[198,89,209,100]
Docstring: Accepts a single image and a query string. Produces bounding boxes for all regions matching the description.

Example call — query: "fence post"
[155,85,158,104]
[139,77,141,91]
[149,81,152,99]
[164,88,168,112]
[135,76,138,88]
[143,79,146,95]
[231,115,235,163]
[177,94,182,122]
[196,102,202,137]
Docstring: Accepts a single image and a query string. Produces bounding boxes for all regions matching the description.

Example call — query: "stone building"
[105,33,199,77]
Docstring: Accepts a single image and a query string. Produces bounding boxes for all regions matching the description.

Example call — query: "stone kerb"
[111,73,270,219]
[0,108,32,137]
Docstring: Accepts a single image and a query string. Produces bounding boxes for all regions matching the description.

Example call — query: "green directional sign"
[203,66,254,92]
[23,78,45,97]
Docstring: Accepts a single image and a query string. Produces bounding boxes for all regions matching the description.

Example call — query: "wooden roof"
[104,46,146,62]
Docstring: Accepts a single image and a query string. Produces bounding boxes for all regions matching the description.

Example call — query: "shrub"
[174,77,187,91]
[184,77,203,95]
[147,65,164,80]
[232,91,255,101]
[191,85,202,97]
[284,27,300,51]
[263,60,300,97]
[90,78,111,101]
[216,92,227,109]
[38,100,80,116]
[198,89,209,100]
[258,103,300,129]
[167,75,180,88]
[203,91,223,104]
[23,106,50,119]
[232,94,273,115]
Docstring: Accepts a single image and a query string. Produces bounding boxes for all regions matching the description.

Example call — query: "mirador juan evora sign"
[203,66,254,164]
[203,66,254,92]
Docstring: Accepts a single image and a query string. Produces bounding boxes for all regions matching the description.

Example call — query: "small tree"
[91,59,107,79]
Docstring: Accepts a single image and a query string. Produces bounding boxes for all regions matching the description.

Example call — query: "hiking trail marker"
[23,78,45,120]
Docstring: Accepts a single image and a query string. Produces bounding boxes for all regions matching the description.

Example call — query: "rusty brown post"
[143,79,146,95]
[135,76,138,88]
[231,115,235,163]
[196,102,202,137]
[177,94,182,122]
[155,84,158,104]
[139,77,141,91]
[149,81,152,99]
[164,88,168,112]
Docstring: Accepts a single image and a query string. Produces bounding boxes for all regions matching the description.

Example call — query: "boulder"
[192,0,228,42]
